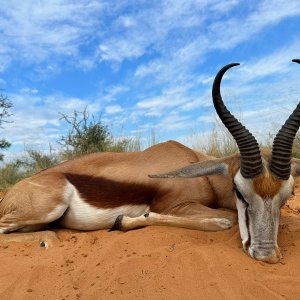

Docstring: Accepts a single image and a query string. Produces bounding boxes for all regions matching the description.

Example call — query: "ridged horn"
[212,63,263,178]
[269,59,300,180]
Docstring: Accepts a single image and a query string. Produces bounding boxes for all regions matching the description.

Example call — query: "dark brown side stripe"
[65,173,156,209]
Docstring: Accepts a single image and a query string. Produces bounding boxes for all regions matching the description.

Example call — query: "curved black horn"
[270,59,300,180]
[212,63,262,178]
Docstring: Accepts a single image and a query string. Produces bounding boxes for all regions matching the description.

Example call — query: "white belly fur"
[60,182,150,230]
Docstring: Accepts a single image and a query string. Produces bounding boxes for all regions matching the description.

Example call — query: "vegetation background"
[1,95,300,191]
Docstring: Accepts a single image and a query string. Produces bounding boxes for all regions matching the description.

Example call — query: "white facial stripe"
[272,175,294,208]
[236,198,249,250]
[234,170,258,201]
[271,175,294,245]
[234,170,269,252]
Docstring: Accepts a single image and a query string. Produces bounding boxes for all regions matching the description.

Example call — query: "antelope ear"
[291,158,300,177]
[149,158,232,178]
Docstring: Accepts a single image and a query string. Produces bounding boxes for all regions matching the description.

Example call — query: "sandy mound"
[0,190,299,299]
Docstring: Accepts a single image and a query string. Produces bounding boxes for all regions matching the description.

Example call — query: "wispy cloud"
[98,0,242,67]
[236,41,300,82]
[134,86,192,117]
[1,1,300,157]
[2,92,101,151]
[134,0,300,85]
[105,105,123,114]
[207,1,300,51]
[102,85,130,102]
[0,0,105,71]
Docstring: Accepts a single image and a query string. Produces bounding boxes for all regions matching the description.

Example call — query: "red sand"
[0,189,299,300]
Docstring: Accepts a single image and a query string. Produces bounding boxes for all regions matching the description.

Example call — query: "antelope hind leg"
[0,173,69,233]
[0,204,68,233]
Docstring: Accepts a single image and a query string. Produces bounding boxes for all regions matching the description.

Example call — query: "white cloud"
[134,0,300,85]
[19,88,39,94]
[102,85,129,102]
[0,78,6,88]
[98,36,148,63]
[1,92,101,151]
[116,15,137,28]
[98,0,240,64]
[1,0,298,78]
[235,41,300,82]
[208,0,300,50]
[154,113,192,131]
[248,0,300,29]
[135,86,192,117]
[105,105,123,114]
[0,0,105,71]
[1,0,299,77]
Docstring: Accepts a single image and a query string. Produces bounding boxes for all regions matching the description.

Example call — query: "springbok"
[1,61,300,264]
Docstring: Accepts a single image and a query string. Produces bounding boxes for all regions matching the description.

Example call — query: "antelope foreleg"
[111,212,233,232]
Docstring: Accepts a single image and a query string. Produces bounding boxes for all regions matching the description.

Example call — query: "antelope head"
[150,60,300,263]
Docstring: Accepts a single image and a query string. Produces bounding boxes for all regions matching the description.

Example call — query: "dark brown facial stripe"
[64,173,156,209]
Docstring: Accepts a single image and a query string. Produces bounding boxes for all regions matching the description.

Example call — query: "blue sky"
[0,0,300,160]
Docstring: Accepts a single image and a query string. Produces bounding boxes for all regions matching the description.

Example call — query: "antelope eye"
[234,187,248,205]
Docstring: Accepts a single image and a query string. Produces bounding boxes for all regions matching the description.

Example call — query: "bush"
[0,148,59,191]
[0,94,13,161]
[190,118,238,157]
[58,108,112,158]
[0,160,26,190]
[58,108,145,159]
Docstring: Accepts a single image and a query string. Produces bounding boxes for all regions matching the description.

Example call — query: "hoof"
[40,240,46,248]
[109,215,124,232]
[218,218,232,229]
